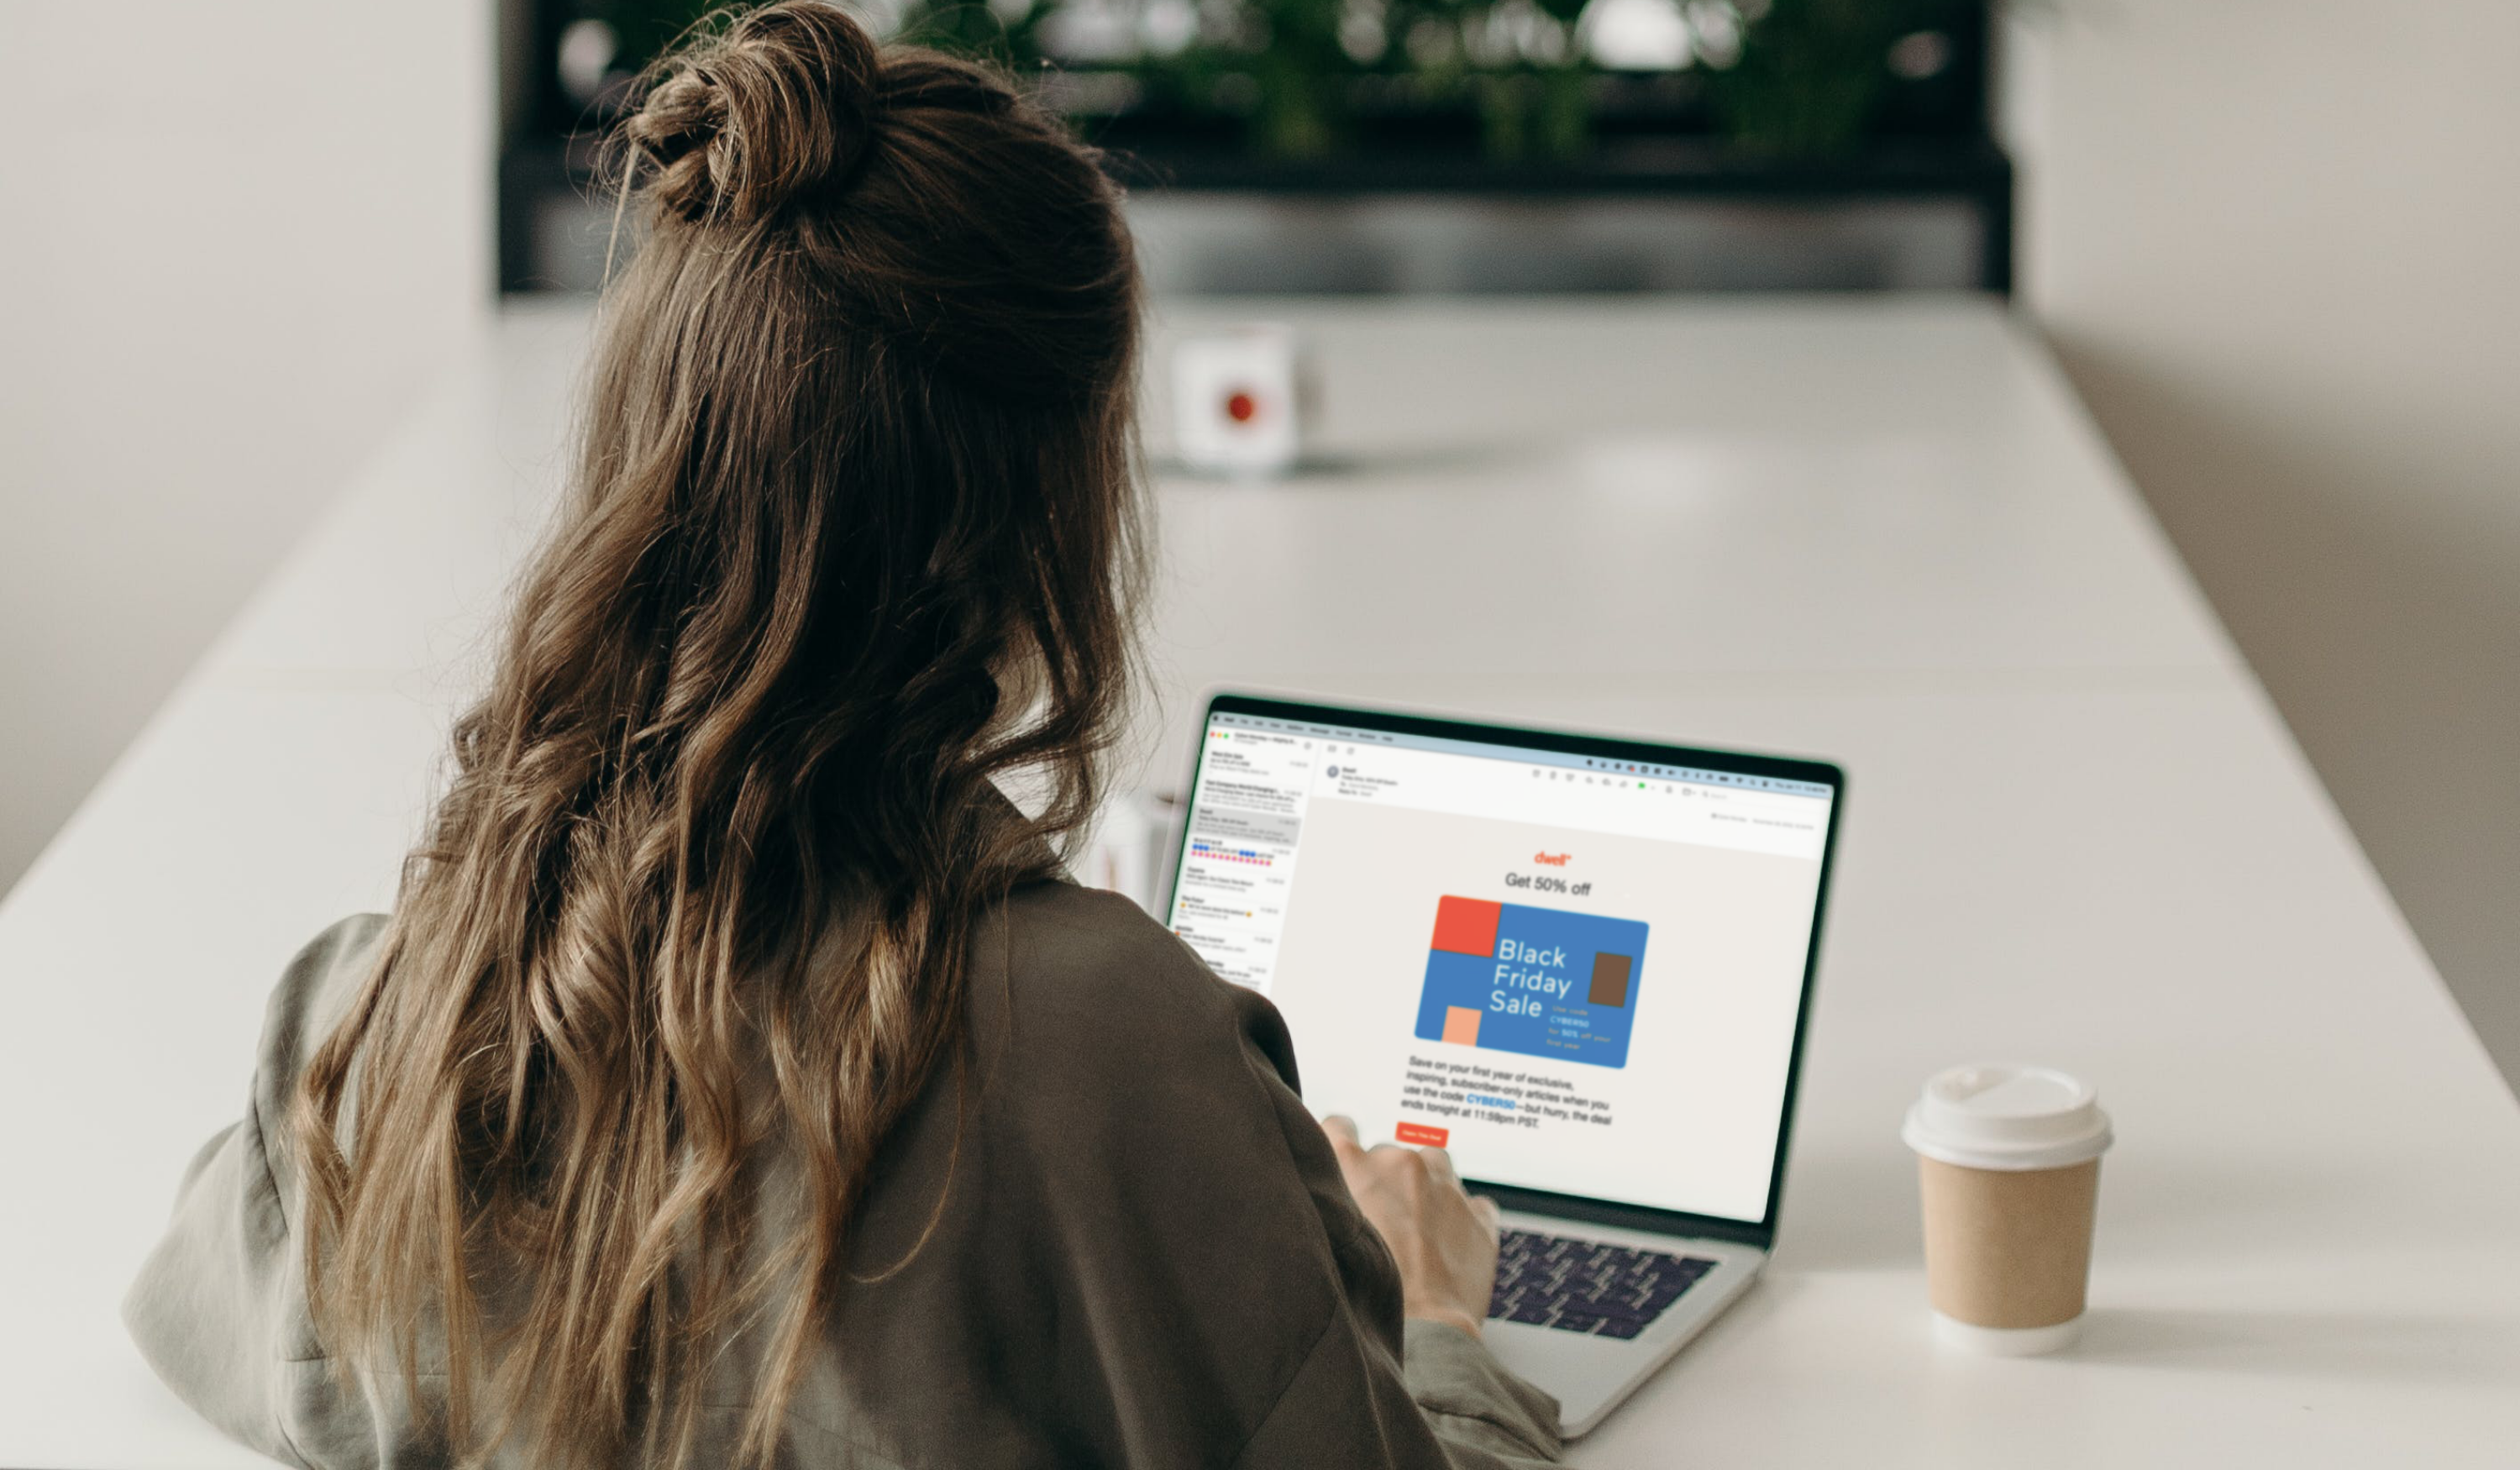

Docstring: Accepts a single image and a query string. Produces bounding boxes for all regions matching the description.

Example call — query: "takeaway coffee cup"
[1902,1063,2113,1355]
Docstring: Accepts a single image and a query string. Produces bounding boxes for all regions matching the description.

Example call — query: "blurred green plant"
[1708,0,1910,156]
[571,0,1979,164]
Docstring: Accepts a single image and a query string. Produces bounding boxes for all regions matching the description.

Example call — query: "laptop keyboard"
[1485,1229,1719,1341]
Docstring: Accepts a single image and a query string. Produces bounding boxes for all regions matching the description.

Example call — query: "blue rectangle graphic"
[1413,900,1651,1069]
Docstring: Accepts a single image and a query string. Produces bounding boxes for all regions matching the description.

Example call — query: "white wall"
[0,1,494,895]
[2002,3,2520,1086]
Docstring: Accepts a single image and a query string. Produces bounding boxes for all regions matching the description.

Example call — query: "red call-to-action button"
[1394,1121,1451,1148]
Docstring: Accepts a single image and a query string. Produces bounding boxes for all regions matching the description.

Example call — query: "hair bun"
[624,2,885,226]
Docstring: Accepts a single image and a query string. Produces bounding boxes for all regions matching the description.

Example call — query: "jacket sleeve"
[123,1106,316,1467]
[122,916,389,1469]
[1225,986,1565,1469]
[985,886,1567,1469]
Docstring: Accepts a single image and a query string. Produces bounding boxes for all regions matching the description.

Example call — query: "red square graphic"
[1430,895,1502,957]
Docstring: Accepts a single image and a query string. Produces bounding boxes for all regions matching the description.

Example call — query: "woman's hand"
[1322,1115,1503,1341]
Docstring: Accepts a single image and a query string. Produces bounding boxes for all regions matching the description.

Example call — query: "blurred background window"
[497,0,2012,294]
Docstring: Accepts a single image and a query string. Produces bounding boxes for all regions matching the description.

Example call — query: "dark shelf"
[503,1,2008,291]
[501,133,2012,293]
[1098,136,2010,198]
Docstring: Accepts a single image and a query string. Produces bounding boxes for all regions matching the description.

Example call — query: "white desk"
[3,297,2513,1468]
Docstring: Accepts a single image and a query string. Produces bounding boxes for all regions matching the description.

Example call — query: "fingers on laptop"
[1320,1114,1477,1203]
[1324,1113,1434,1162]
[1417,1151,1499,1237]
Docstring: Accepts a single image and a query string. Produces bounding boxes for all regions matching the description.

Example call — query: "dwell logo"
[1413,895,1649,1069]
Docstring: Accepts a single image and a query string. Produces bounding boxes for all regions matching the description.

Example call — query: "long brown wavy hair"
[291,5,1143,1464]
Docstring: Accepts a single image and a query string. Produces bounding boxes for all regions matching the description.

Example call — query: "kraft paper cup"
[1903,1063,2113,1356]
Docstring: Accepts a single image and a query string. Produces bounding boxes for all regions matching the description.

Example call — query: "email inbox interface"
[1173,714,1830,1224]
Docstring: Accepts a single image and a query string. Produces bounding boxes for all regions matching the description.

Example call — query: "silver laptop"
[1164,692,1844,1436]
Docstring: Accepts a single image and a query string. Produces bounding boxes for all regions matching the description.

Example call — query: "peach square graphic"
[1441,1005,1483,1047]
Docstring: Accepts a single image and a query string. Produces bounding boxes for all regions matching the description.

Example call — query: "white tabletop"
[3,297,2513,1468]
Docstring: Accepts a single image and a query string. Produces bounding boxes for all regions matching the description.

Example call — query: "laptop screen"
[1167,696,1840,1230]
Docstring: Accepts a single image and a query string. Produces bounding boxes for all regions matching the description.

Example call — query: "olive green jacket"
[126,885,1565,1467]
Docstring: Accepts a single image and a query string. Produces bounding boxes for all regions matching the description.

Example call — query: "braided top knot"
[623,2,884,226]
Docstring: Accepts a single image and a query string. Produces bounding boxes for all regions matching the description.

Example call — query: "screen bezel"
[1168,690,1846,1252]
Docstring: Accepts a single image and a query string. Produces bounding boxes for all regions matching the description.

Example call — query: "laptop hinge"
[1471,1182,1777,1250]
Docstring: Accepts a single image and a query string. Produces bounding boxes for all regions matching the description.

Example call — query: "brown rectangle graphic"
[1588,953,1632,1007]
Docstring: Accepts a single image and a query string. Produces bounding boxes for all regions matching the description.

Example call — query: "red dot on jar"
[1224,390,1259,423]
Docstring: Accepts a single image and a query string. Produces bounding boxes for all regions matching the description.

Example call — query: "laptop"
[1163,692,1844,1436]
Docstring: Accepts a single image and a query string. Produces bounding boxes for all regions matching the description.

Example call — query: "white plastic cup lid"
[1902,1063,2113,1172]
